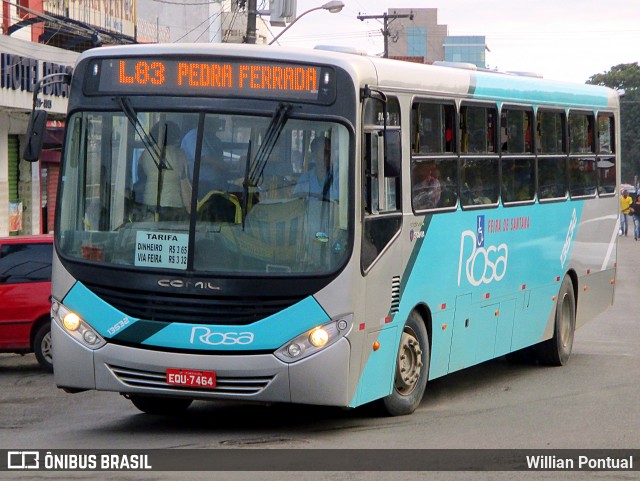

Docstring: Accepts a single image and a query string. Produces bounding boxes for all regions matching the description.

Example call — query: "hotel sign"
[1,52,73,107]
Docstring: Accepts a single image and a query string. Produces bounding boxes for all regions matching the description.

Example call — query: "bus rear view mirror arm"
[23,72,72,162]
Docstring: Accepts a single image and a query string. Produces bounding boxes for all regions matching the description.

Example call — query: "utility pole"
[245,0,257,44]
[357,11,414,58]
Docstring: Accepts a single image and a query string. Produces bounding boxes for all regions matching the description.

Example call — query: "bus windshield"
[57,109,351,276]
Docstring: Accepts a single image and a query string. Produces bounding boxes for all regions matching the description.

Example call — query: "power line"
[222,7,240,43]
[193,11,223,42]
[173,9,221,42]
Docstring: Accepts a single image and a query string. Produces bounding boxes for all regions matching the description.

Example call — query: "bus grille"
[108,365,273,396]
[84,282,304,325]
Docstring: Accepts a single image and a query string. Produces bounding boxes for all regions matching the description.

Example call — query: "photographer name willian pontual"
[527,455,633,470]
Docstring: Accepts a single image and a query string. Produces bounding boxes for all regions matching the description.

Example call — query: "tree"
[587,63,640,185]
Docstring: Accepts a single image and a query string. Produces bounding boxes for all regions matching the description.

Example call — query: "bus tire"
[381,311,430,416]
[128,395,193,415]
[537,275,576,366]
[33,321,53,373]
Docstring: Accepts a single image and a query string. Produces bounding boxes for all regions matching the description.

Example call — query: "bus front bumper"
[52,321,352,407]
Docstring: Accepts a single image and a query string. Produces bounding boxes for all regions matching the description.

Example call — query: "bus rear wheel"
[127,395,193,415]
[381,311,430,416]
[537,275,576,366]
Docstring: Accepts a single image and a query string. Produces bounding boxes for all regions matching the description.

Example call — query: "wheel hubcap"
[394,329,423,396]
[41,332,53,364]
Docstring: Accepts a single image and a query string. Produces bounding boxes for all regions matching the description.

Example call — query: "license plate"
[166,368,216,389]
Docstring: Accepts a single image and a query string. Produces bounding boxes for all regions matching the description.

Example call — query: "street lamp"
[269,1,345,45]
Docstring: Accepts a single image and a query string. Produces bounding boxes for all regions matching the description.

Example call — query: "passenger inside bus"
[136,121,191,221]
[294,137,339,201]
[180,117,228,200]
[412,161,442,210]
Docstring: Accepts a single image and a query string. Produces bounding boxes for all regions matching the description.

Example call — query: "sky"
[267,0,640,84]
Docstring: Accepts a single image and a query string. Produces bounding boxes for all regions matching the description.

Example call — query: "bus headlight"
[309,327,329,347]
[62,312,81,331]
[51,300,106,350]
[274,314,352,363]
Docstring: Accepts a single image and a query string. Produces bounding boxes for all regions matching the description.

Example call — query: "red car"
[0,235,53,371]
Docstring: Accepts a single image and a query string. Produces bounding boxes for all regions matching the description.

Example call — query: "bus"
[24,43,619,416]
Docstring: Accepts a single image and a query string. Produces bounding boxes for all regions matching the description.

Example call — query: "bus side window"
[362,97,402,272]
[537,110,568,200]
[460,103,499,208]
[410,100,457,211]
[501,108,535,204]
[596,114,616,195]
[568,112,597,198]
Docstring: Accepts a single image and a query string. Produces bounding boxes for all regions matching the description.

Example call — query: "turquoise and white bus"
[27,44,619,416]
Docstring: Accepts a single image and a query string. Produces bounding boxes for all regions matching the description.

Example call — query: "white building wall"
[0,36,78,236]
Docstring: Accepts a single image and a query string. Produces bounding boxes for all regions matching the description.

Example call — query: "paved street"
[1,235,639,481]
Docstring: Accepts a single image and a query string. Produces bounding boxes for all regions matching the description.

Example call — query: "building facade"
[0,35,78,237]
[1,0,269,237]
[444,35,488,68]
[386,8,488,68]
[136,0,270,44]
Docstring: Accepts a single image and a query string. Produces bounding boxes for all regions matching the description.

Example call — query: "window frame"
[500,105,536,206]
[536,108,569,203]
[595,111,617,197]
[410,98,459,214]
[568,109,597,199]
[459,101,500,210]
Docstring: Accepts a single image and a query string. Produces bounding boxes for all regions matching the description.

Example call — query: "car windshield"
[57,110,351,275]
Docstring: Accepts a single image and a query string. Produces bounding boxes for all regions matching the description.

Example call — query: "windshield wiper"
[116,96,171,221]
[116,96,168,172]
[240,103,292,229]
[244,102,292,188]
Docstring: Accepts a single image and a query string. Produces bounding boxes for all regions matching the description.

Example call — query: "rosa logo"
[457,229,508,286]
[190,327,254,346]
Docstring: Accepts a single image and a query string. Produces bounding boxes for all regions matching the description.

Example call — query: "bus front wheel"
[381,311,430,416]
[537,275,576,366]
[127,395,193,415]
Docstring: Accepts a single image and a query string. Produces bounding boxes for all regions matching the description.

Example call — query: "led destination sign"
[86,57,336,103]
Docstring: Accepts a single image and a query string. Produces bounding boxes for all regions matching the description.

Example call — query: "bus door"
[355,95,403,404]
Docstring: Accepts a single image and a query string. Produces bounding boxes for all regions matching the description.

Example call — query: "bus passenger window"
[537,110,566,154]
[461,105,497,154]
[412,161,441,209]
[411,158,458,210]
[461,158,499,207]
[569,158,597,197]
[411,102,455,154]
[537,110,568,201]
[569,112,595,154]
[568,112,596,198]
[597,114,616,195]
[501,109,533,154]
[460,104,499,209]
[502,158,535,203]
[538,157,568,199]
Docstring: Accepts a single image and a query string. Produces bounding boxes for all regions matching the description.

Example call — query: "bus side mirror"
[23,109,49,162]
[384,129,401,177]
